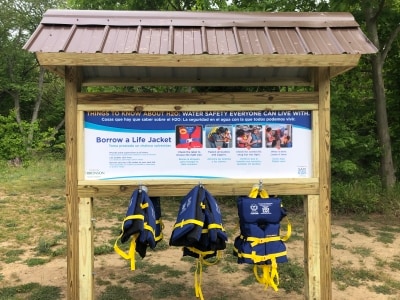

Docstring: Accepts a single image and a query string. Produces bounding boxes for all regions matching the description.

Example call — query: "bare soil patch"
[1,193,399,300]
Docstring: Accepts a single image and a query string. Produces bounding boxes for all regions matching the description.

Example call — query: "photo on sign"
[265,124,293,148]
[175,125,203,148]
[205,125,233,149]
[235,124,263,148]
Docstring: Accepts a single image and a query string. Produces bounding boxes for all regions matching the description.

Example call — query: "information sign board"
[84,110,312,180]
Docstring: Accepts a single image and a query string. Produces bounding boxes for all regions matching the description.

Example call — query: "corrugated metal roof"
[24,10,377,86]
[25,10,376,55]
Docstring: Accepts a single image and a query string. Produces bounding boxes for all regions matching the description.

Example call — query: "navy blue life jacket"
[114,188,161,270]
[170,185,228,299]
[170,185,227,257]
[233,187,291,291]
[150,196,164,243]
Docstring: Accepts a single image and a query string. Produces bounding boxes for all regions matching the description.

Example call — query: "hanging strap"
[155,219,164,242]
[173,218,204,229]
[114,202,148,271]
[114,232,139,270]
[281,216,292,242]
[253,260,280,291]
[236,250,287,264]
[188,248,223,300]
[248,185,269,199]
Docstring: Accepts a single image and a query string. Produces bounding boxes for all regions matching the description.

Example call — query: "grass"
[1,158,400,299]
[4,249,24,264]
[151,282,188,299]
[344,223,372,236]
[0,283,61,300]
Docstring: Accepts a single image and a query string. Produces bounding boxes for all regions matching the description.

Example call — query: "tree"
[67,0,228,11]
[365,1,400,188]
[0,0,66,160]
[330,0,400,188]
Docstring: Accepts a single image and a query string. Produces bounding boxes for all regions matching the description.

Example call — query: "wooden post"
[304,108,321,299]
[65,66,81,300]
[79,197,94,300]
[304,194,322,299]
[317,67,332,299]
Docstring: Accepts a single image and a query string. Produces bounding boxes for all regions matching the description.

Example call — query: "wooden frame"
[23,9,378,300]
[65,74,332,299]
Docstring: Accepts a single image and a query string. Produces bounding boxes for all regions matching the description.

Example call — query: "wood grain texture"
[65,66,81,300]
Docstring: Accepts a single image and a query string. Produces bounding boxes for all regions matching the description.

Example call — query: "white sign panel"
[84,110,312,180]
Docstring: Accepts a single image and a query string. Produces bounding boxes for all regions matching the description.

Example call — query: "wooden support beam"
[304,109,322,299]
[80,76,313,87]
[65,66,81,300]
[76,92,319,112]
[36,52,361,68]
[79,197,94,300]
[304,195,321,299]
[317,67,332,299]
[77,178,319,198]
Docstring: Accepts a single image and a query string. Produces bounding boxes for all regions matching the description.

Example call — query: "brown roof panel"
[23,9,378,86]
[102,27,139,53]
[25,9,377,55]
[36,10,361,28]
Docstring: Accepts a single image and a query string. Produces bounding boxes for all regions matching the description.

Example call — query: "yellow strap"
[208,223,224,230]
[201,223,225,234]
[194,258,204,300]
[253,261,279,291]
[281,216,292,242]
[259,188,269,198]
[173,218,204,229]
[144,223,156,237]
[246,235,281,247]
[122,214,145,224]
[192,250,223,300]
[155,219,164,242]
[248,186,269,198]
[237,250,287,264]
[186,247,222,266]
[114,232,139,271]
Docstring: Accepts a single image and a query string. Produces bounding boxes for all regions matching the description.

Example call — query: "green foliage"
[94,244,114,255]
[331,179,383,214]
[25,257,49,266]
[0,283,61,300]
[151,282,187,298]
[332,179,400,215]
[331,65,380,181]
[0,0,66,160]
[279,261,305,294]
[99,285,133,300]
[230,0,328,12]
[0,112,56,161]
[67,0,228,10]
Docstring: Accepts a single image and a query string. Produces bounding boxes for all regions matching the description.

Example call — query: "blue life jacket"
[170,185,228,299]
[170,185,227,256]
[114,188,161,270]
[233,187,291,291]
[150,196,164,243]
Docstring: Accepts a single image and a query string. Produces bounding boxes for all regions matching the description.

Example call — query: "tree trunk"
[28,66,45,148]
[365,6,397,188]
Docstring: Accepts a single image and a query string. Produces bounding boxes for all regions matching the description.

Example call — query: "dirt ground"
[1,209,400,300]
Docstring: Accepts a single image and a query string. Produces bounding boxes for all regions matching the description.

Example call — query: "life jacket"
[233,186,291,291]
[177,125,202,148]
[170,185,228,300]
[207,127,219,142]
[237,134,249,148]
[114,188,162,270]
[151,196,164,243]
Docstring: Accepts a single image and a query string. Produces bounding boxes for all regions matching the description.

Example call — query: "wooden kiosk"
[24,10,377,300]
